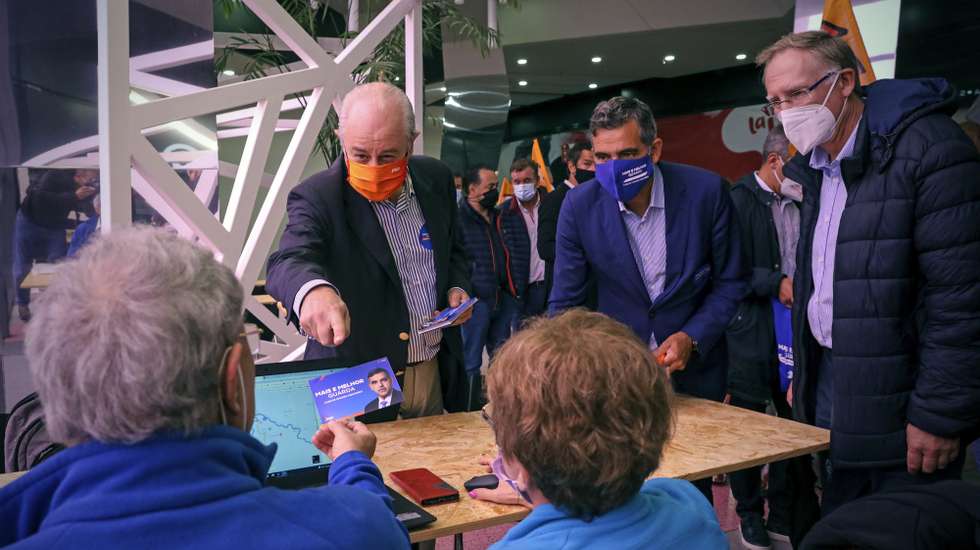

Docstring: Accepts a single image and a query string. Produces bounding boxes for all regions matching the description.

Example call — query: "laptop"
[251,356,436,530]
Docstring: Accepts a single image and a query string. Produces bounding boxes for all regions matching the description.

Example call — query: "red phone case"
[389,468,460,506]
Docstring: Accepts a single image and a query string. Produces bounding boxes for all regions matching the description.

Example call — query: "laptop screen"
[251,365,346,477]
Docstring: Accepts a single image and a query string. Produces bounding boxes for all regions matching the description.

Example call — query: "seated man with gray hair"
[0,227,409,549]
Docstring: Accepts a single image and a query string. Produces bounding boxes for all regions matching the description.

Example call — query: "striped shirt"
[619,164,667,349]
[371,176,441,363]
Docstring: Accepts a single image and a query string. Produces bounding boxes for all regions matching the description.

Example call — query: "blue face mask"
[595,156,654,202]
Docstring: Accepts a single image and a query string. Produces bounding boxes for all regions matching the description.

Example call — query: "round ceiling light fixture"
[735,53,748,61]
[663,54,676,63]
[518,80,528,86]
[588,83,598,89]
[517,58,528,65]
[591,56,602,63]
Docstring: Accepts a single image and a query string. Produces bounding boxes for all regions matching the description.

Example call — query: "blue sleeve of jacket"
[906,120,980,438]
[327,450,410,542]
[547,189,590,313]
[681,179,748,353]
[328,450,393,507]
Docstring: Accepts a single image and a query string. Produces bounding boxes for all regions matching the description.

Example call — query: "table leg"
[455,533,464,550]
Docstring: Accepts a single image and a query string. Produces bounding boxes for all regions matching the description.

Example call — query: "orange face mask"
[346,156,408,202]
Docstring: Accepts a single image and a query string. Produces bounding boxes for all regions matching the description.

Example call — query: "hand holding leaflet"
[419,297,478,334]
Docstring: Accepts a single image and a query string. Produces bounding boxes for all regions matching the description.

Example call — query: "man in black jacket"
[457,165,528,408]
[726,123,801,549]
[14,169,97,321]
[538,142,595,304]
[759,31,980,515]
[267,83,472,418]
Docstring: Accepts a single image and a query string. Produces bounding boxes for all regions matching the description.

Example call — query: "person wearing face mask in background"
[457,164,529,410]
[538,142,595,306]
[757,31,980,516]
[724,123,802,550]
[267,82,473,419]
[499,158,550,323]
[0,227,410,549]
[549,96,747,504]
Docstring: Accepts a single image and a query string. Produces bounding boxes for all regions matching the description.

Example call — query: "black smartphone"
[464,474,499,492]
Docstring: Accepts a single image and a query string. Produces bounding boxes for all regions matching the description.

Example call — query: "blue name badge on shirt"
[418,224,433,250]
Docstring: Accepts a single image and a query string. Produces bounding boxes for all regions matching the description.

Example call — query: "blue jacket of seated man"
[0,426,410,549]
[490,478,727,549]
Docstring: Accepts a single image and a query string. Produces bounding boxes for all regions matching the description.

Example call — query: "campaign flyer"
[308,357,404,422]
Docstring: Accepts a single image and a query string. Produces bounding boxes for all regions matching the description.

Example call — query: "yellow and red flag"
[530,138,555,192]
[821,0,877,86]
[497,175,512,206]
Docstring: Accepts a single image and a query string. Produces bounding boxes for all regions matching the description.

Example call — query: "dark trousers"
[461,292,520,375]
[519,281,547,324]
[814,346,967,516]
[729,380,792,521]
[13,211,67,306]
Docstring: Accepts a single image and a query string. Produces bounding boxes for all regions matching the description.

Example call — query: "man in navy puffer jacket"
[758,31,980,516]
[0,227,410,549]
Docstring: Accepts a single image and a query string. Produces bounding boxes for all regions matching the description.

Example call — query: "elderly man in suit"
[267,82,472,418]
[549,95,747,502]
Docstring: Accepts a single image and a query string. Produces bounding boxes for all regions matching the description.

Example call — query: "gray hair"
[756,31,860,77]
[762,123,790,159]
[339,82,416,142]
[25,226,244,445]
[589,96,658,146]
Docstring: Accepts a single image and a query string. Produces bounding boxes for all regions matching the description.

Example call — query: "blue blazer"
[549,161,747,400]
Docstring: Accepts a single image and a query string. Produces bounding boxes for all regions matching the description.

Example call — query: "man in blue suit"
[550,95,747,423]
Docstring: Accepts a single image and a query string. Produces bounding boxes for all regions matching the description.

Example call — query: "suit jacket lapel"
[654,164,688,307]
[409,161,448,289]
[597,187,650,304]
[341,166,401,287]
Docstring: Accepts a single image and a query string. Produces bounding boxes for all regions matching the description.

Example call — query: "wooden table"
[371,396,828,543]
[19,264,55,289]
[0,397,828,544]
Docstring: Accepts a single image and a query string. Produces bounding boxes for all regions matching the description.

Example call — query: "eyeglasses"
[762,71,838,116]
[481,403,494,429]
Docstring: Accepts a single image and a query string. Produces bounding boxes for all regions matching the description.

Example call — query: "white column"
[404,1,424,154]
[349,0,360,32]
[96,0,132,230]
[487,0,497,39]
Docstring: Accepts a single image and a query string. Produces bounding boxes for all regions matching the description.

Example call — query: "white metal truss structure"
[95,0,427,362]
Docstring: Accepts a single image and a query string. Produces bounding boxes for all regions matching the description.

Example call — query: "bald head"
[339,82,416,141]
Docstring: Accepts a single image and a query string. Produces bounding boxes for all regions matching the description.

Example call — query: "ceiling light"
[222,69,236,76]
[588,83,598,89]
[591,56,602,63]
[518,80,528,86]
[395,76,400,81]
[735,53,747,61]
[663,54,676,63]
[517,58,528,65]
[440,86,447,92]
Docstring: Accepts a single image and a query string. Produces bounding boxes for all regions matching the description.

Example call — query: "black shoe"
[17,304,30,322]
[739,513,772,550]
[766,516,791,544]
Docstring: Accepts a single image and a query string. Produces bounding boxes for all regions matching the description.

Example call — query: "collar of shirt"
[563,179,575,190]
[753,171,792,203]
[518,197,539,217]
[379,173,415,208]
[810,115,862,171]
[617,163,665,216]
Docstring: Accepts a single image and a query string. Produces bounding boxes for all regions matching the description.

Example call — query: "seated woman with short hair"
[475,310,726,549]
[0,227,409,549]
